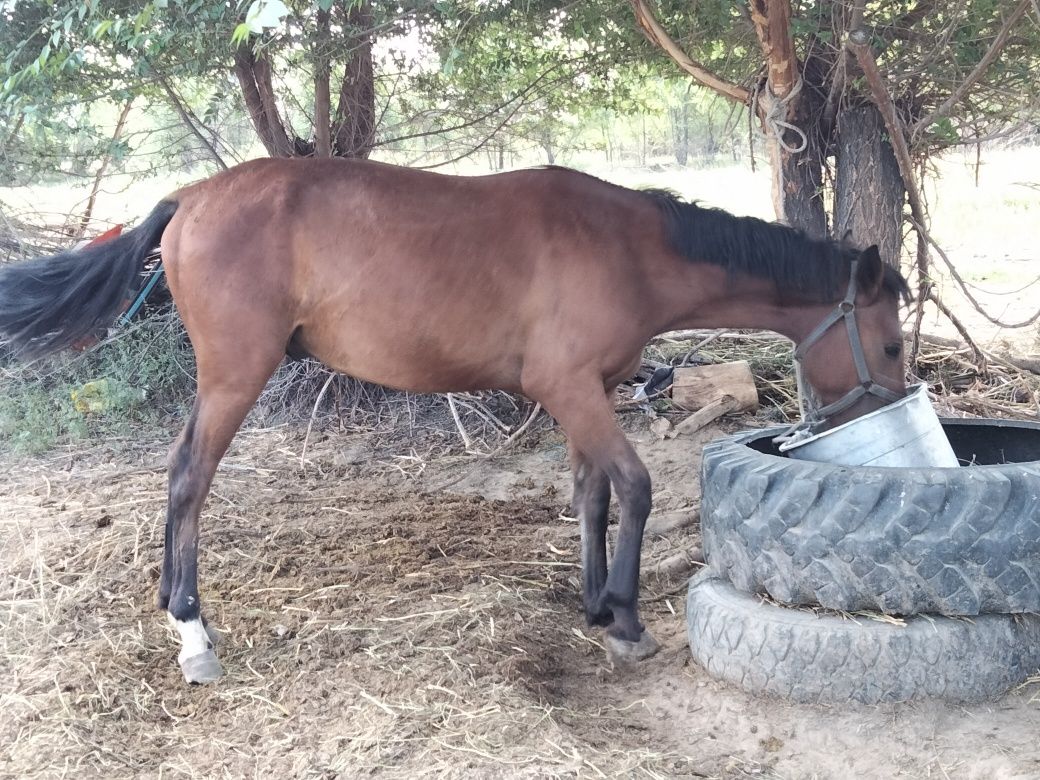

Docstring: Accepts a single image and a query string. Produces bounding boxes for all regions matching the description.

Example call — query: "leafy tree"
[1,0,431,170]
[628,0,1040,273]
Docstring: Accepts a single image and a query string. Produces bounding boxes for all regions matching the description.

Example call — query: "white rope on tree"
[757,74,808,227]
[762,76,808,154]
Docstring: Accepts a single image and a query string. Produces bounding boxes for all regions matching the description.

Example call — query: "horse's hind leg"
[157,339,284,683]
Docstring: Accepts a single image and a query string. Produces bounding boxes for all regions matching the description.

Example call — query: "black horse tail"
[0,200,178,359]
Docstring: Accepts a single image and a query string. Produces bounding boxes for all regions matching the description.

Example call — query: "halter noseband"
[789,258,902,429]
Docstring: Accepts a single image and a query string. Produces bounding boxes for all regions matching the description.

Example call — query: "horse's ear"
[855,245,884,301]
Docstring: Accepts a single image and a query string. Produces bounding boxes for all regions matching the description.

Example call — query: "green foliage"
[0,313,195,454]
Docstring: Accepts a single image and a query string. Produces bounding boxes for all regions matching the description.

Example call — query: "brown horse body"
[0,158,909,682]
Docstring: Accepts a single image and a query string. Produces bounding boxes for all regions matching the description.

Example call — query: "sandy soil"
[2,417,1039,780]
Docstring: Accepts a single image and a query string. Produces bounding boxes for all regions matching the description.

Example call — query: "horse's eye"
[884,343,902,359]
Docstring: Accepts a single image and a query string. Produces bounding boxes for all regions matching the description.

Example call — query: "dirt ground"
[2,415,1040,780]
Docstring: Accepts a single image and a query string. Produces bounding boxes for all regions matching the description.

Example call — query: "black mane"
[643,189,909,303]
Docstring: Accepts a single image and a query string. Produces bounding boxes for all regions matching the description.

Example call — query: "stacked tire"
[689,419,1040,704]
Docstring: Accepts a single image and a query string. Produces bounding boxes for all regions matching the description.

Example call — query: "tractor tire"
[701,419,1040,615]
[686,571,1040,704]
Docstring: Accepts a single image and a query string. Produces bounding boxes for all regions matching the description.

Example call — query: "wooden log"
[672,361,759,412]
[665,394,741,439]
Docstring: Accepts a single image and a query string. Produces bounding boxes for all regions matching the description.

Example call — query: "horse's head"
[794,245,909,429]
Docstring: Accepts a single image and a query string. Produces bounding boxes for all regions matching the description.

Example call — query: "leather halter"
[791,258,903,427]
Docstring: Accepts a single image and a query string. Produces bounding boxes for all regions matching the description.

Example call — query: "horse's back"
[161,159,663,394]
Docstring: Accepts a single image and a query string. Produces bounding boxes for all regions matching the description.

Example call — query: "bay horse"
[0,159,909,683]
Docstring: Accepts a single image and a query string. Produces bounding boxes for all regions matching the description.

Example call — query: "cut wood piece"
[645,507,699,538]
[665,394,741,439]
[672,361,759,412]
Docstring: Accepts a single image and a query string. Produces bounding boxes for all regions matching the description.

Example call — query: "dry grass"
[642,328,1040,424]
[0,433,721,780]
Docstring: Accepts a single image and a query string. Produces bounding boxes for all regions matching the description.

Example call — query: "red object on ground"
[86,224,124,245]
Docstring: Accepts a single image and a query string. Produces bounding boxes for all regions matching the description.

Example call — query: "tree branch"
[926,289,987,372]
[1,113,25,159]
[153,69,229,171]
[911,0,1031,136]
[849,25,929,288]
[748,0,799,98]
[850,15,1040,365]
[376,64,566,149]
[911,216,1040,329]
[629,0,750,103]
[76,98,134,240]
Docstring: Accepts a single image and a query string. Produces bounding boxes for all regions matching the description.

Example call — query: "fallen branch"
[920,332,1040,377]
[665,394,740,438]
[300,371,337,469]
[925,290,987,374]
[446,393,476,452]
[492,402,543,452]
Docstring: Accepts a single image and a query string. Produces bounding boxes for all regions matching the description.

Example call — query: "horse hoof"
[605,629,661,666]
[180,650,223,684]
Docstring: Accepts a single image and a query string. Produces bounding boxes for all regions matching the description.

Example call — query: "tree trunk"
[760,81,828,239]
[313,8,332,158]
[749,0,827,238]
[834,104,905,266]
[234,46,294,157]
[671,104,689,165]
[333,2,376,159]
[541,130,555,164]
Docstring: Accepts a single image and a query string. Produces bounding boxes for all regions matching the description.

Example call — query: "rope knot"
[761,76,808,154]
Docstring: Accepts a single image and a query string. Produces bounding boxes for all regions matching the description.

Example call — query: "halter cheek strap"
[791,258,902,427]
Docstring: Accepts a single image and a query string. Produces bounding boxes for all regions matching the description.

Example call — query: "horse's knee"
[612,460,651,520]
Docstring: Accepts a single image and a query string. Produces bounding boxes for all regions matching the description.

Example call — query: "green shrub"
[0,311,196,453]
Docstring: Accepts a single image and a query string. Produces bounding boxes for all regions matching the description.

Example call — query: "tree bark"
[313,8,333,158]
[333,2,376,159]
[771,83,827,238]
[749,0,827,237]
[234,46,294,157]
[834,104,905,266]
[748,0,798,96]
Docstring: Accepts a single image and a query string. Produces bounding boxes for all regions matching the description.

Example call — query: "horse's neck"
[647,260,819,344]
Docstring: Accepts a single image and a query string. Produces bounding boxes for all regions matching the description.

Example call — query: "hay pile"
[0,431,713,779]
[641,329,1040,423]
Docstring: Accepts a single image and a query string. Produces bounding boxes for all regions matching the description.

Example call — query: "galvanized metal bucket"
[778,383,960,468]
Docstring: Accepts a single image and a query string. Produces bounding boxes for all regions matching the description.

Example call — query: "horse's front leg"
[569,442,612,626]
[538,380,660,665]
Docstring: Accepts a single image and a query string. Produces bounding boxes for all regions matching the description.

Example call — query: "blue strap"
[119,261,165,326]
